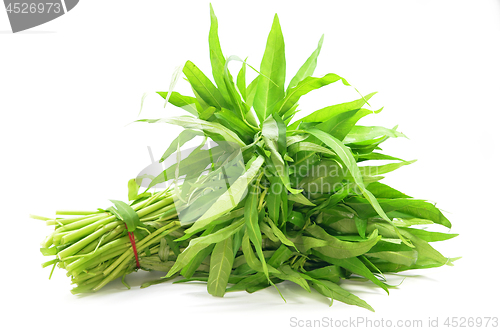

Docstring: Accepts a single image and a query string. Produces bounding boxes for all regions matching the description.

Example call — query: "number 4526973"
[6,3,62,14]
[444,317,498,328]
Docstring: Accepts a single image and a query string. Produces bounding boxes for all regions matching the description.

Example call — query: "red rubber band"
[125,226,140,268]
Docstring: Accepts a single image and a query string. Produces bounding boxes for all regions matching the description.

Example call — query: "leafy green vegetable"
[37,5,456,312]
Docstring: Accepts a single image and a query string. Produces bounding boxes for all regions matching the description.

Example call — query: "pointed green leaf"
[138,116,245,147]
[289,92,377,130]
[403,228,458,242]
[306,224,379,258]
[344,125,408,145]
[317,107,383,141]
[347,197,452,228]
[181,243,214,279]
[253,14,286,122]
[209,4,231,104]
[159,129,202,162]
[127,179,140,201]
[267,218,297,250]
[288,141,336,156]
[109,200,141,232]
[310,279,375,311]
[365,250,418,266]
[306,128,412,246]
[157,91,201,116]
[366,182,412,199]
[263,115,302,194]
[184,155,264,235]
[207,236,234,297]
[276,265,310,292]
[355,152,405,163]
[237,61,247,100]
[167,218,244,277]
[246,76,259,107]
[276,73,348,116]
[313,252,389,294]
[244,183,269,278]
[287,34,324,91]
[183,60,229,109]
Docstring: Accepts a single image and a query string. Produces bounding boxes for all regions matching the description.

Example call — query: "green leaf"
[214,107,255,142]
[183,60,229,109]
[266,174,282,224]
[403,228,458,242]
[288,142,336,156]
[289,92,377,130]
[305,266,341,283]
[292,235,329,254]
[127,179,140,201]
[287,193,316,206]
[354,216,367,239]
[286,134,309,147]
[144,140,228,191]
[184,155,264,235]
[181,244,214,279]
[287,211,305,228]
[157,91,201,116]
[199,106,216,121]
[207,236,235,297]
[372,223,449,264]
[138,116,245,147]
[208,4,231,104]
[318,107,382,141]
[272,113,287,156]
[298,159,345,194]
[262,115,302,194]
[368,240,414,253]
[310,279,374,311]
[267,245,294,267]
[313,252,389,294]
[275,73,348,116]
[347,197,452,228]
[237,61,247,100]
[159,129,201,162]
[307,189,349,219]
[365,250,418,266]
[241,232,279,276]
[343,125,408,145]
[109,200,141,232]
[306,128,412,247]
[275,265,311,292]
[253,14,286,122]
[356,160,417,178]
[306,224,379,258]
[355,152,405,163]
[227,273,268,292]
[167,218,245,277]
[223,56,251,122]
[366,182,412,199]
[244,183,269,278]
[267,218,297,250]
[287,34,324,91]
[246,76,259,107]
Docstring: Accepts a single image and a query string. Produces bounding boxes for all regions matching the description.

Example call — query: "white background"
[1,0,500,330]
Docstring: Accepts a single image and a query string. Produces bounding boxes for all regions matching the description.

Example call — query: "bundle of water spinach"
[38,5,457,311]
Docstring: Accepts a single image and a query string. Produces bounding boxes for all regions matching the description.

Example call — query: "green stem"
[94,222,180,291]
[56,210,98,216]
[58,221,121,259]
